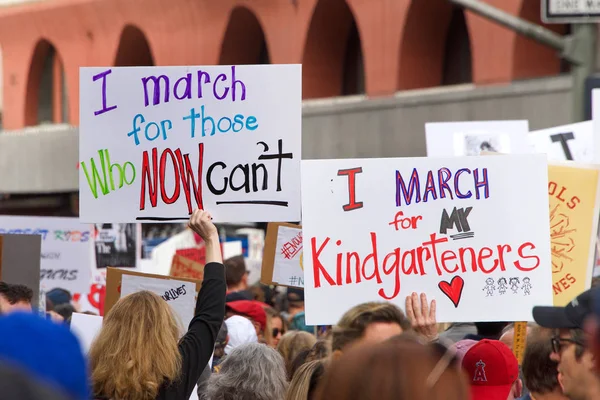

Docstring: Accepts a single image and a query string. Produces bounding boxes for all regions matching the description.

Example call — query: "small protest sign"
[170,254,204,280]
[547,163,600,305]
[261,223,304,288]
[301,154,553,325]
[79,65,302,223]
[425,121,530,157]
[529,121,593,162]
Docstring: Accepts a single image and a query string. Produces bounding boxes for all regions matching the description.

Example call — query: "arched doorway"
[25,39,68,126]
[441,6,472,85]
[302,0,365,98]
[219,7,271,65]
[114,25,155,66]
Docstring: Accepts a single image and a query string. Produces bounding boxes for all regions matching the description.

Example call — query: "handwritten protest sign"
[0,216,93,306]
[79,65,302,223]
[301,154,552,325]
[121,274,195,331]
[529,121,593,162]
[261,223,304,288]
[425,121,530,157]
[548,163,600,305]
[170,254,204,280]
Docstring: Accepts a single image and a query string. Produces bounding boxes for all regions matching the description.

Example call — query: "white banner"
[426,121,530,157]
[274,225,304,287]
[0,216,94,307]
[301,154,553,325]
[79,65,302,223]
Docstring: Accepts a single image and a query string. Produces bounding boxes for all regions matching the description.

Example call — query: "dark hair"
[474,322,509,339]
[572,328,586,359]
[224,256,247,287]
[315,334,469,400]
[306,339,331,362]
[522,327,560,395]
[332,302,411,352]
[0,282,33,305]
[290,348,311,379]
[54,303,76,322]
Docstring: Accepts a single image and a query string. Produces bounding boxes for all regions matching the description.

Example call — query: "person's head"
[89,291,182,400]
[225,315,258,355]
[331,302,411,356]
[305,339,331,363]
[452,339,478,362]
[286,360,326,400]
[522,326,567,399]
[225,255,248,291]
[0,312,89,400]
[226,300,267,339]
[533,289,599,400]
[474,322,510,340]
[0,282,33,313]
[289,349,311,379]
[205,343,288,400]
[46,288,72,310]
[277,331,317,379]
[53,303,76,323]
[265,307,285,348]
[214,322,229,359]
[315,334,469,400]
[499,323,534,350]
[462,339,522,400]
[287,288,305,312]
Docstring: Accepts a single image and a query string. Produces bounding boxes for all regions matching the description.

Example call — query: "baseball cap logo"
[473,360,488,382]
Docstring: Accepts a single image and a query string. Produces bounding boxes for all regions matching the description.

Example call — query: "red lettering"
[380,249,401,300]
[459,247,476,273]
[175,144,204,214]
[362,232,382,284]
[338,167,364,211]
[497,244,512,271]
[567,196,580,210]
[159,148,181,204]
[346,252,360,284]
[441,250,458,273]
[421,233,449,276]
[566,273,576,284]
[140,148,158,210]
[514,242,540,271]
[311,237,335,288]
[478,247,498,273]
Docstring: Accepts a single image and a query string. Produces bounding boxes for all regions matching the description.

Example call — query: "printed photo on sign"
[94,223,139,269]
[425,121,530,157]
[300,154,553,325]
[0,216,94,309]
[79,65,302,223]
[529,121,593,162]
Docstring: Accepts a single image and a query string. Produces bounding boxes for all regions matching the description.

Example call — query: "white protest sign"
[121,274,195,331]
[301,154,553,325]
[70,313,103,354]
[79,65,302,223]
[425,121,530,157]
[274,226,304,288]
[0,216,94,304]
[529,121,593,162]
[593,89,600,163]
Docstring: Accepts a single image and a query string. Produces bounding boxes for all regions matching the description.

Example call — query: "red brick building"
[0,0,566,130]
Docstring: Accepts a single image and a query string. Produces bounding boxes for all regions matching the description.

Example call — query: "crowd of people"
[1,209,600,400]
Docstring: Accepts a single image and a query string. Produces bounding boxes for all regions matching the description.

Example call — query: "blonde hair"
[89,291,182,400]
[285,360,326,400]
[277,331,317,379]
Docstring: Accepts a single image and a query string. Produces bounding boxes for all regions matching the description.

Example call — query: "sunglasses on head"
[272,327,285,337]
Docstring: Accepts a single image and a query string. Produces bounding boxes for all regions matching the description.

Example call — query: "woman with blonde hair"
[277,331,316,379]
[285,360,326,400]
[90,209,226,400]
[265,307,286,348]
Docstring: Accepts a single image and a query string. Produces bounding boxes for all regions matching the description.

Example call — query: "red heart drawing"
[438,276,465,308]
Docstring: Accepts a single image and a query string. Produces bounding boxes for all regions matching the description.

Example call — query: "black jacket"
[95,262,226,400]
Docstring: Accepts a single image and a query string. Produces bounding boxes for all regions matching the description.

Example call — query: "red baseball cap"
[461,339,519,400]
[226,300,267,331]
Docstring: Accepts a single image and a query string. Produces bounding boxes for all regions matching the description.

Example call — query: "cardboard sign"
[548,163,600,305]
[104,268,202,318]
[0,234,42,306]
[301,154,553,325]
[79,65,302,223]
[261,223,304,287]
[0,216,93,305]
[529,121,593,162]
[425,121,530,157]
[170,254,204,280]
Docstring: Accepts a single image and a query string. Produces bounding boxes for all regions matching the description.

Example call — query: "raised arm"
[172,209,226,399]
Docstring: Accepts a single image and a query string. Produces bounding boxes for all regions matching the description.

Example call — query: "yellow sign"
[549,163,600,306]
[512,322,528,365]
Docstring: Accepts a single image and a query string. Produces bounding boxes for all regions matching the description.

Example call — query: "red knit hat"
[226,300,267,331]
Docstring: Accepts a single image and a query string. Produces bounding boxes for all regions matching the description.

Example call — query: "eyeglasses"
[551,336,584,354]
[272,328,285,337]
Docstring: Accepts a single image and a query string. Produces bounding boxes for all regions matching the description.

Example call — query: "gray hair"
[204,342,288,400]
